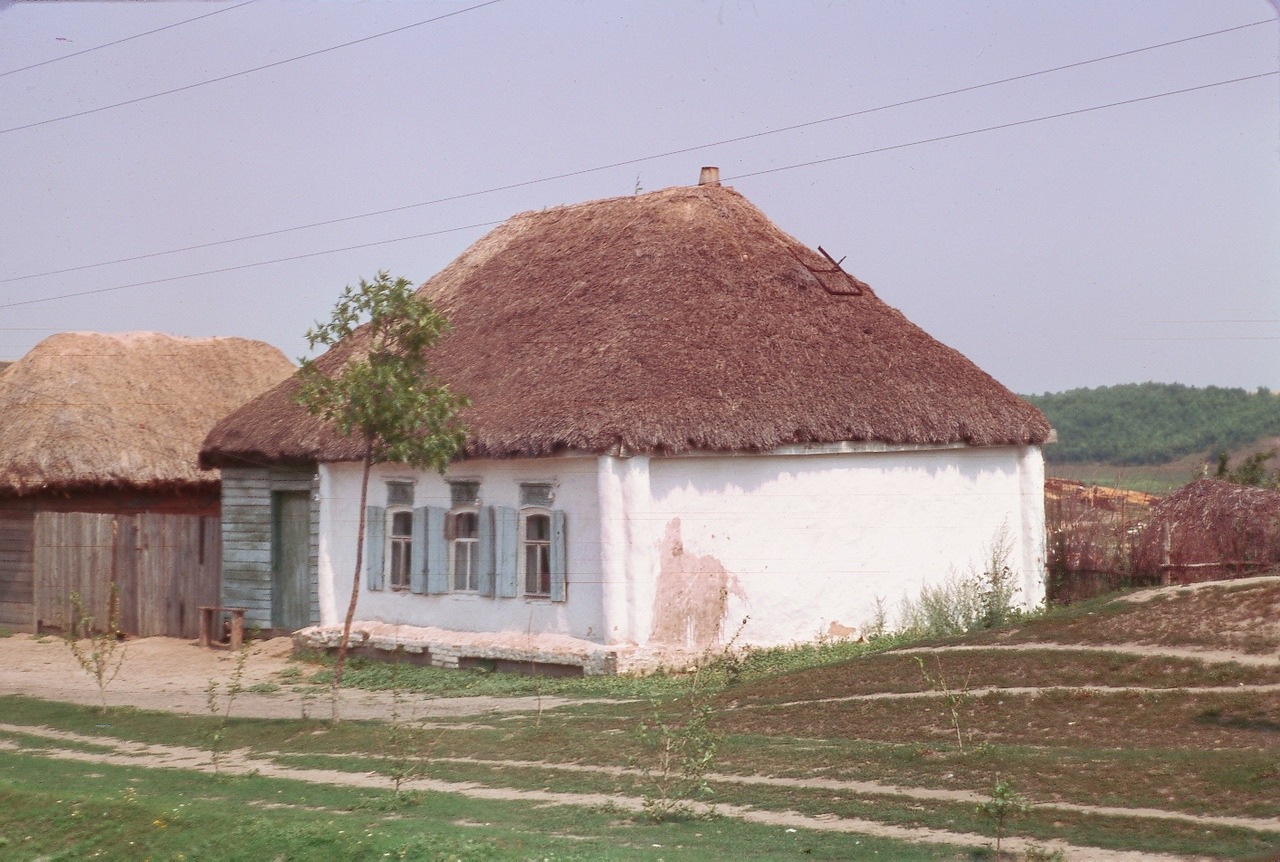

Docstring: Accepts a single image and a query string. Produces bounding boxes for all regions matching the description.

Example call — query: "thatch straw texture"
[1133,479,1280,579]
[202,184,1050,466]
[0,332,295,494]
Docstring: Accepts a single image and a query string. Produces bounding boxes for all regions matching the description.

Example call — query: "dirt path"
[0,634,583,720]
[902,641,1280,667]
[0,723,1222,862]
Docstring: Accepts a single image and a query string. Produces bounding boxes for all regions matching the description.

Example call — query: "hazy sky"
[1,1,1276,395]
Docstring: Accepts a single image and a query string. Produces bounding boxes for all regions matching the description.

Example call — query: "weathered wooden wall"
[0,511,34,629]
[31,512,220,638]
[220,467,318,631]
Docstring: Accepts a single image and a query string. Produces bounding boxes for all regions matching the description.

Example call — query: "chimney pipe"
[698,166,720,187]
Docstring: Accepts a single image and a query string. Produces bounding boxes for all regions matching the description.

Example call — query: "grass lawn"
[2,579,1279,860]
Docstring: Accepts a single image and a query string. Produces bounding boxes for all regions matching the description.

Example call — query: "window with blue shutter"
[495,506,518,597]
[476,506,496,597]
[447,481,481,593]
[410,507,428,594]
[365,506,385,590]
[517,483,565,601]
[425,506,448,594]
[550,509,567,602]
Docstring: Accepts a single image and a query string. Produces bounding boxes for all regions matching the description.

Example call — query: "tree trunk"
[331,440,374,722]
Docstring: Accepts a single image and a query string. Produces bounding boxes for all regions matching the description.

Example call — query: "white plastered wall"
[638,444,1046,648]
[316,444,1046,654]
[317,455,605,640]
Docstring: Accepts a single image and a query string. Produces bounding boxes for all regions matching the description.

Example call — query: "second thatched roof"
[202,181,1050,467]
[0,332,295,495]
[1133,479,1280,578]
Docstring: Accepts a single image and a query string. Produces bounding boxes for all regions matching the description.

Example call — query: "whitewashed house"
[201,171,1051,673]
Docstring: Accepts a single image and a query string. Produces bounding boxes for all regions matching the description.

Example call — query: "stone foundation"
[291,621,733,676]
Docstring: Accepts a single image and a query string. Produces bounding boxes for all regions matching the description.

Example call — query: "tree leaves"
[294,271,468,473]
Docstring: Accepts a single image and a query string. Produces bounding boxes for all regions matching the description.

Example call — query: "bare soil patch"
[0,634,578,720]
[723,648,1280,709]
[966,577,1280,655]
[722,685,1280,752]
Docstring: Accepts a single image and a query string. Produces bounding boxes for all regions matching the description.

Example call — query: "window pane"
[450,481,479,507]
[457,511,478,538]
[391,539,410,589]
[387,481,414,506]
[525,540,551,595]
[520,483,553,508]
[391,511,412,537]
[453,540,475,591]
[527,514,550,541]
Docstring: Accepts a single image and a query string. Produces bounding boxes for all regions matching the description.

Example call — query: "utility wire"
[0,17,1270,286]
[0,0,504,135]
[725,70,1279,183]
[0,1,257,78]
[0,220,502,309]
[2,68,1274,313]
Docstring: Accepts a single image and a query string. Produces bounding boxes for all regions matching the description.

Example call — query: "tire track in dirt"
[902,642,1280,668]
[740,641,1280,710]
[423,756,1280,834]
[755,681,1280,710]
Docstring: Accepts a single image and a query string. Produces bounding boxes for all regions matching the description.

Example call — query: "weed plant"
[896,526,1024,639]
[62,587,126,714]
[204,644,250,774]
[378,649,441,795]
[914,655,973,750]
[633,662,720,821]
[976,777,1030,858]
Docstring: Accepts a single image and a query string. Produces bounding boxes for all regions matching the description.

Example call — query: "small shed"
[0,332,294,636]
[1134,479,1280,583]
[202,175,1052,672]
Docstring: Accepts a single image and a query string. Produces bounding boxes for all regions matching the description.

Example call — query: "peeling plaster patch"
[650,518,743,648]
[826,621,861,640]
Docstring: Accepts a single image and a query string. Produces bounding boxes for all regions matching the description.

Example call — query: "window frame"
[385,506,413,592]
[448,506,481,593]
[519,506,554,598]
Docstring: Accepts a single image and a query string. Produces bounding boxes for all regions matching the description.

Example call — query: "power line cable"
[0,1,257,78]
[724,70,1279,183]
[0,68,1274,313]
[0,220,502,309]
[0,17,1269,286]
[0,0,504,135]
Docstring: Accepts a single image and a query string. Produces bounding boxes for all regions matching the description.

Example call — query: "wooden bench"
[198,606,248,650]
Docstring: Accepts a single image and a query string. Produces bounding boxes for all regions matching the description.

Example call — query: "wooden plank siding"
[0,511,35,630]
[219,467,319,632]
[33,512,115,633]
[31,511,220,638]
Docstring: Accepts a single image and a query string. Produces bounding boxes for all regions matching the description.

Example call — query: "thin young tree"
[295,271,467,720]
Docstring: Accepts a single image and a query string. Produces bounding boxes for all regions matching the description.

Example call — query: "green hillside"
[1023,383,1280,466]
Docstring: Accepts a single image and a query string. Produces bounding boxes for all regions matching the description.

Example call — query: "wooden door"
[271,491,311,630]
[0,511,34,630]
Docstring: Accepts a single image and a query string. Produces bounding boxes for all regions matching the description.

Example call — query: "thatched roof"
[0,332,295,494]
[202,182,1050,467]
[1133,479,1280,578]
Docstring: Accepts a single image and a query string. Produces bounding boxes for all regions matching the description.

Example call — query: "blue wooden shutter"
[425,506,448,594]
[365,506,385,591]
[495,506,518,598]
[477,506,496,597]
[550,509,567,602]
[409,507,428,594]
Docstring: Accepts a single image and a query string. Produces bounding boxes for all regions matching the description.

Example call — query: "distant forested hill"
[1022,383,1280,464]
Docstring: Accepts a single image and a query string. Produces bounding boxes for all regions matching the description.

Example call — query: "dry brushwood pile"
[1132,479,1280,581]
[1044,478,1158,600]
